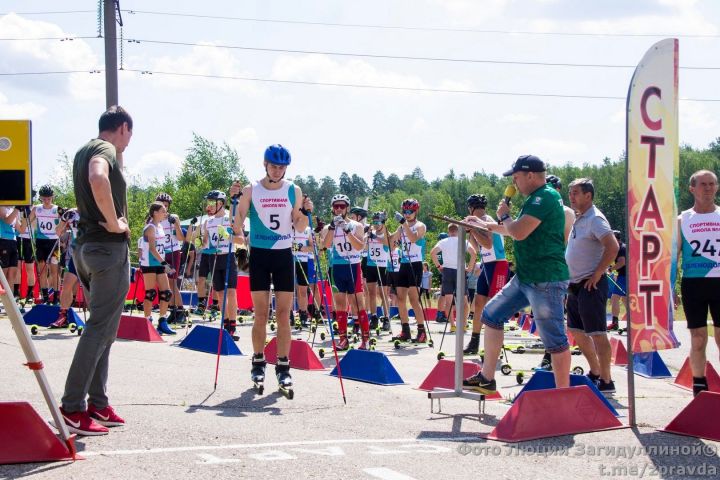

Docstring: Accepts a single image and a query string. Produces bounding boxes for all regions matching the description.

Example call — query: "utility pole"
[104,0,119,108]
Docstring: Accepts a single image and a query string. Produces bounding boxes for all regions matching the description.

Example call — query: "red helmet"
[401,198,420,212]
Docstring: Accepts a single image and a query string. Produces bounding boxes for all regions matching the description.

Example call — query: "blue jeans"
[481,275,570,353]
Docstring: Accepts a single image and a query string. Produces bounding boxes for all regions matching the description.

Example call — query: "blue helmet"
[264,144,291,166]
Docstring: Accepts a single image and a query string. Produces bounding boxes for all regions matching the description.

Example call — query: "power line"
[0,10,94,15]
[122,68,720,102]
[1,69,715,102]
[125,37,720,71]
[122,9,720,39]
[0,36,99,41]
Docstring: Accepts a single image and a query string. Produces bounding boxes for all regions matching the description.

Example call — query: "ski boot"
[276,357,294,399]
[224,319,239,341]
[49,309,69,329]
[369,314,379,331]
[299,310,309,329]
[157,317,177,335]
[336,333,350,351]
[436,311,448,323]
[391,323,412,342]
[358,333,371,350]
[608,318,619,331]
[463,334,480,355]
[167,307,177,324]
[413,325,428,344]
[381,316,391,332]
[251,353,266,394]
[194,301,206,316]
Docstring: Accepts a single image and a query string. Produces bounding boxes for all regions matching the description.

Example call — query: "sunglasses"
[372,220,383,225]
[403,209,415,215]
[332,204,347,210]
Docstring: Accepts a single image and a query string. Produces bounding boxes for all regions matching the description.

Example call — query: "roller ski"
[391,323,412,348]
[251,354,266,395]
[276,357,294,400]
[381,316,391,332]
[49,309,69,329]
[463,333,480,355]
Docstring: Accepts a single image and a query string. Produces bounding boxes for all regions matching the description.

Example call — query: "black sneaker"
[597,379,616,394]
[586,372,600,385]
[462,372,496,394]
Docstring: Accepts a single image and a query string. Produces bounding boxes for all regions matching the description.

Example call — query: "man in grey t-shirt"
[566,178,619,394]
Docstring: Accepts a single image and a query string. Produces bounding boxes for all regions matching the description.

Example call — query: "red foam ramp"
[116,315,164,342]
[673,358,720,392]
[0,402,80,464]
[235,275,253,310]
[610,337,629,366]
[264,338,325,370]
[417,359,501,400]
[485,385,624,442]
[661,391,720,441]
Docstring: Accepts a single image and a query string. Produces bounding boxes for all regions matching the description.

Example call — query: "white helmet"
[331,194,350,206]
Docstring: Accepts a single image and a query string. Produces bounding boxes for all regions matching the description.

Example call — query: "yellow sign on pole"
[0,120,32,206]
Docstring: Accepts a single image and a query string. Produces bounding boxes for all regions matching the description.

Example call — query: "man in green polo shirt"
[462,154,570,394]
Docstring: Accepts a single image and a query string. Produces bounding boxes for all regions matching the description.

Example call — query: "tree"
[372,171,387,192]
[386,173,401,193]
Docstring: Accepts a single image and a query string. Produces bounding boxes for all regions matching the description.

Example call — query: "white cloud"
[228,127,259,153]
[426,0,510,23]
[137,43,262,95]
[680,101,719,132]
[272,54,428,93]
[499,113,539,124]
[0,91,47,118]
[512,137,589,164]
[125,150,184,184]
[411,118,429,132]
[0,14,100,98]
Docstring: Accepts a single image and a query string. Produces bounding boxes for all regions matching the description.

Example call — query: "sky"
[1,0,719,189]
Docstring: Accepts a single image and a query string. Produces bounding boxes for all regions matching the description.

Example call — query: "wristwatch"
[499,213,511,223]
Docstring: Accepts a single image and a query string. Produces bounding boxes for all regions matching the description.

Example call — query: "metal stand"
[428,230,486,417]
[0,268,75,453]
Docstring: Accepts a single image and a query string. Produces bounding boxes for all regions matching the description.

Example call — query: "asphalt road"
[1,310,719,480]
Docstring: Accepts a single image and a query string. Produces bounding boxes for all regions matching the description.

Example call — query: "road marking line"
[364,467,418,480]
[82,436,478,457]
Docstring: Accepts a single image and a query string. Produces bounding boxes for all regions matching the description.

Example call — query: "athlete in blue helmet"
[230,144,313,393]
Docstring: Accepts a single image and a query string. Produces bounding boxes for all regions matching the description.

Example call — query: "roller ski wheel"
[318,348,325,358]
[320,332,326,341]
[253,381,265,395]
[77,326,84,336]
[311,325,317,333]
[437,351,446,361]
[428,339,434,348]
[617,328,625,335]
[30,325,39,335]
[572,366,585,375]
[516,371,525,385]
[500,364,512,376]
[69,323,77,334]
[369,338,377,346]
[571,347,582,356]
[332,321,338,331]
[279,385,294,400]
[352,334,358,344]
[375,327,381,336]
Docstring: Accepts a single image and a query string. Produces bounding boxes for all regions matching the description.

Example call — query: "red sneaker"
[55,408,109,436]
[88,404,125,427]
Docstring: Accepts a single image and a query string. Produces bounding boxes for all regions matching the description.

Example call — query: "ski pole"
[307,212,347,404]
[213,194,240,389]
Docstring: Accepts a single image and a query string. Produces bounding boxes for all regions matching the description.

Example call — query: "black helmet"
[205,190,226,203]
[349,206,368,219]
[371,211,387,223]
[466,194,488,210]
[155,192,173,204]
[546,175,562,190]
[38,185,54,197]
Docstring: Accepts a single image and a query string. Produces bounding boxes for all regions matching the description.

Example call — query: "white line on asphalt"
[82,436,477,457]
[364,467,418,480]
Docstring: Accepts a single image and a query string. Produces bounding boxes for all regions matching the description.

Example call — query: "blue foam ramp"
[23,305,85,328]
[514,370,620,416]
[631,351,671,378]
[179,325,242,355]
[330,349,404,385]
[388,306,399,317]
[180,291,198,307]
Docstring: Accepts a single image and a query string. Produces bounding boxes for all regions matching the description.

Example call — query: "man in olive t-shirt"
[462,155,571,394]
[55,106,133,437]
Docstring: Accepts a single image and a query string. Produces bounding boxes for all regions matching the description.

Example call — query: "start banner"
[626,38,680,352]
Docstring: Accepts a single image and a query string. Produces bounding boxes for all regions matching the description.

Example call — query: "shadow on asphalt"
[632,427,720,473]
[184,387,283,417]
